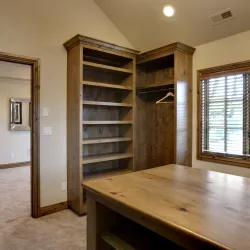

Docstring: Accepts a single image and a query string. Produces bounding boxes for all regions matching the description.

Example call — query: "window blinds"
[201,73,250,158]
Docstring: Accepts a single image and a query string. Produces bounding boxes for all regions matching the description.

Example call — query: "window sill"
[197,154,250,169]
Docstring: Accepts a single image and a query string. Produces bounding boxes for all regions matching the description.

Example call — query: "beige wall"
[193,30,250,177]
[0,62,31,164]
[0,0,134,206]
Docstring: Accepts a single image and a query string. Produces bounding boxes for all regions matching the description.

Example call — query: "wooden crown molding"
[0,51,40,64]
[137,42,196,64]
[198,60,250,78]
[63,34,140,57]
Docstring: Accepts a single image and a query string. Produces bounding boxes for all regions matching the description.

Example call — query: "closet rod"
[137,88,174,94]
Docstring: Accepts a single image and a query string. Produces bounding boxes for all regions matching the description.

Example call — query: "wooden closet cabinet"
[64,35,139,215]
[64,35,194,215]
[136,43,195,170]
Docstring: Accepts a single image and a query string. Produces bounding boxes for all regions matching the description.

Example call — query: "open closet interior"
[136,44,195,170]
[64,35,139,215]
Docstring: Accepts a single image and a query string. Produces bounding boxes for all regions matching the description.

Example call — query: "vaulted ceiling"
[94,0,250,52]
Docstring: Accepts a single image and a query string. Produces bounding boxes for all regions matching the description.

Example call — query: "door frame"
[0,51,40,218]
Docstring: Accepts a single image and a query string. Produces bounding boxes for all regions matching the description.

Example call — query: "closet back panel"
[82,142,131,157]
[83,162,119,178]
[137,67,174,88]
[83,125,119,139]
[83,48,133,69]
[136,98,175,170]
[82,158,133,180]
[83,125,132,139]
[83,68,130,88]
[82,85,132,103]
[146,102,175,168]
[83,107,132,121]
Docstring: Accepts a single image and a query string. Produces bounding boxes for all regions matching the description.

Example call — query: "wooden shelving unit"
[64,34,139,215]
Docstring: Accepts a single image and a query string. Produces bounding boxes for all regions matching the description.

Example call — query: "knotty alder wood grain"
[83,164,250,250]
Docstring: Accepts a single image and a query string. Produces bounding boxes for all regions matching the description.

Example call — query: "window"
[197,62,250,167]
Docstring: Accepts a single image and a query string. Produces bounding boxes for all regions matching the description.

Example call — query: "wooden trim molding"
[40,202,68,217]
[63,34,140,57]
[198,60,250,79]
[0,161,30,169]
[197,60,250,169]
[137,42,196,64]
[0,51,41,218]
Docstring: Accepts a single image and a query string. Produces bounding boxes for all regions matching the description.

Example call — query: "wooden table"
[83,164,250,250]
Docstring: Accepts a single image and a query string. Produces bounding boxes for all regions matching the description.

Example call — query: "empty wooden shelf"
[82,121,133,125]
[82,100,133,107]
[64,34,139,215]
[82,81,133,90]
[82,153,133,165]
[83,61,133,74]
[101,231,136,250]
[82,137,132,145]
[137,82,173,90]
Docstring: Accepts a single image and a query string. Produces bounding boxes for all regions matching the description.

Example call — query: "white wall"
[193,30,250,177]
[0,0,134,206]
[0,62,31,164]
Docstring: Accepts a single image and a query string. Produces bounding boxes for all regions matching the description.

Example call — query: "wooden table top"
[83,164,250,250]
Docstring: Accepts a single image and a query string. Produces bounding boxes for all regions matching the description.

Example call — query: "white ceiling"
[94,0,250,52]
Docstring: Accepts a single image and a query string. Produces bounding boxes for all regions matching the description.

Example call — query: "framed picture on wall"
[10,98,30,131]
[12,102,22,124]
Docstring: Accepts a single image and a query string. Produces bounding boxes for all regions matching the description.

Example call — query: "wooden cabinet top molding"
[137,42,196,64]
[63,34,140,58]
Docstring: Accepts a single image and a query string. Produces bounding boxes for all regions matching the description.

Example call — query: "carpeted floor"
[0,166,86,250]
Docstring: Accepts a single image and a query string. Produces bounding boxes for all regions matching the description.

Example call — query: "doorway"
[0,52,40,218]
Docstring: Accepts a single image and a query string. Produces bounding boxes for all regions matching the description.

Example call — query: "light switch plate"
[44,127,52,136]
[61,182,67,192]
[10,153,14,159]
[43,107,49,117]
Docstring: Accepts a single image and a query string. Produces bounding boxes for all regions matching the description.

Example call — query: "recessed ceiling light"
[163,5,175,17]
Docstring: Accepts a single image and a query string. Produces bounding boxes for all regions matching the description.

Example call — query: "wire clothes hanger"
[156,88,174,104]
